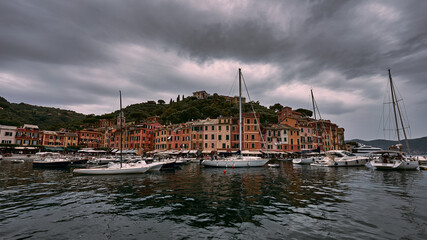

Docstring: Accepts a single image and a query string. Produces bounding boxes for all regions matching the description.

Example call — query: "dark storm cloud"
[0,0,426,139]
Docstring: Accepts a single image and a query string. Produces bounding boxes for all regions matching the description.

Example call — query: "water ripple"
[0,161,427,239]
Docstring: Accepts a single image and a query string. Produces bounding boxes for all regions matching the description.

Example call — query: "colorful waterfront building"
[242,113,262,151]
[15,124,40,146]
[0,125,17,144]
[41,130,64,146]
[263,124,296,152]
[78,129,103,148]
[190,120,205,151]
[216,116,232,151]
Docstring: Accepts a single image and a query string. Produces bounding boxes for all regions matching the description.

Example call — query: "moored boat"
[201,69,269,168]
[369,150,419,170]
[311,150,369,167]
[368,70,419,171]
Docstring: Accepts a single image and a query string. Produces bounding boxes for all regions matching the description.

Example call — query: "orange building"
[15,124,40,146]
[78,130,103,148]
[242,113,261,151]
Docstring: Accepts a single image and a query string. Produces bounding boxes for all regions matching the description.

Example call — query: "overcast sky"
[1,0,426,140]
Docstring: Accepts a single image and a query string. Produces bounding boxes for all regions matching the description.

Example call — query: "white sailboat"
[74,91,152,175]
[293,89,323,165]
[369,69,419,170]
[201,69,269,168]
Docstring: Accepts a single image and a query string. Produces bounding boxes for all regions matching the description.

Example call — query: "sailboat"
[73,91,153,175]
[293,89,324,165]
[368,69,419,170]
[201,68,269,168]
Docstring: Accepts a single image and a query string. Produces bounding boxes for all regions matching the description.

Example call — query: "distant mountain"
[0,96,86,130]
[347,137,427,155]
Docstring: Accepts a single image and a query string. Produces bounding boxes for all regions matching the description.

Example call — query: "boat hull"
[201,158,269,168]
[73,165,150,175]
[33,160,73,168]
[370,160,419,170]
[312,158,369,167]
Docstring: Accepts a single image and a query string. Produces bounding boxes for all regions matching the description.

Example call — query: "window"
[5,132,13,136]
[251,135,255,140]
[247,119,250,124]
[226,135,229,140]
[219,126,222,131]
[205,143,208,148]
[218,135,222,140]
[211,143,214,148]
[247,126,250,131]
[251,143,255,148]
[211,126,214,131]
[222,143,226,148]
[254,126,257,131]
[205,135,208,140]
[211,134,215,140]
[226,126,229,131]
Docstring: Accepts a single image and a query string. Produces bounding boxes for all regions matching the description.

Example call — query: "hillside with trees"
[0,95,294,129]
[0,96,86,130]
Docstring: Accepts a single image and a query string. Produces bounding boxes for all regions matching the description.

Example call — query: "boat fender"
[334,162,338,166]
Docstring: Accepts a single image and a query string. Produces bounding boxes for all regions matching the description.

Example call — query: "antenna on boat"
[238,68,242,156]
[120,90,123,168]
[311,89,320,151]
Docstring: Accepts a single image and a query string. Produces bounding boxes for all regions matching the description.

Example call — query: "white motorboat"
[33,152,80,168]
[268,163,280,168]
[90,156,119,165]
[11,159,25,163]
[369,151,419,170]
[353,144,383,156]
[202,156,268,168]
[201,69,269,168]
[292,152,324,165]
[311,150,369,167]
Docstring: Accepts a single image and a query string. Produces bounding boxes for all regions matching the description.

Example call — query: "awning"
[241,150,261,155]
[65,147,79,152]
[15,146,39,150]
[44,147,64,151]
[261,150,281,154]
[188,150,198,154]
[202,150,212,154]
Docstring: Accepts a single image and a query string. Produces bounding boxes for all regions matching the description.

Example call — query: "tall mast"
[388,69,410,153]
[311,89,320,149]
[120,90,123,168]
[239,68,242,154]
[388,69,401,145]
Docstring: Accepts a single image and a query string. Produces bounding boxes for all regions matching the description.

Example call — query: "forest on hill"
[0,96,86,130]
[0,95,313,130]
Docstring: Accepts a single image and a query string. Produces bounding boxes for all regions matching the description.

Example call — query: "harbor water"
[1,160,426,239]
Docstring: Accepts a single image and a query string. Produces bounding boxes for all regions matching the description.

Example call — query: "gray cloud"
[0,0,426,140]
